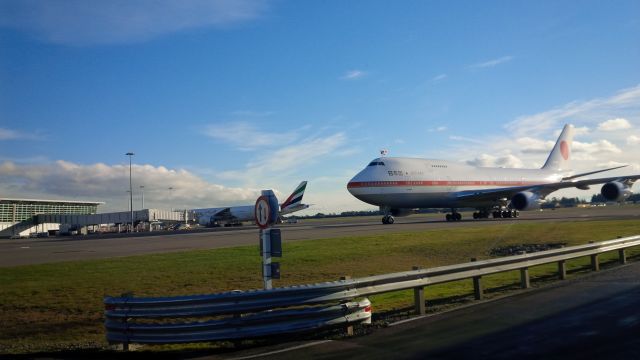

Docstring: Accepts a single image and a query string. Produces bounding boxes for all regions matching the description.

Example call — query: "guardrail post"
[471,258,483,300]
[619,249,627,264]
[520,267,530,289]
[558,260,567,280]
[412,266,426,315]
[591,254,600,271]
[340,276,355,336]
[118,292,131,351]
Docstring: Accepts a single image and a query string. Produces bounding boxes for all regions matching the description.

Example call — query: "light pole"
[140,185,145,209]
[168,187,174,211]
[126,152,134,232]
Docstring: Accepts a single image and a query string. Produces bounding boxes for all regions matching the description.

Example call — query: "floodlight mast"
[126,152,134,232]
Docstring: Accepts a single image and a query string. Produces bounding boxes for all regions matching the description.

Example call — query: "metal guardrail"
[104,234,640,347]
[106,298,371,345]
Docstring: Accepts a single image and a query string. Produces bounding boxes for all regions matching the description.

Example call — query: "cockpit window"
[368,161,385,166]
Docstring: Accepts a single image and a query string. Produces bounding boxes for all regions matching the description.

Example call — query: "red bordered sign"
[254,196,271,229]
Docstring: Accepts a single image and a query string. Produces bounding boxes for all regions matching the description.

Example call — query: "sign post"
[255,190,281,290]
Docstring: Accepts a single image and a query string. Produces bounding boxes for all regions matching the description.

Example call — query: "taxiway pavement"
[1,206,638,267]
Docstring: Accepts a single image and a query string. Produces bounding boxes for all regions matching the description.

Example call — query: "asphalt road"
[1,206,638,267]
[215,261,640,360]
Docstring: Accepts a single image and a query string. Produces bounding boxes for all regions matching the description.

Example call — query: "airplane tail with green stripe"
[280,181,309,215]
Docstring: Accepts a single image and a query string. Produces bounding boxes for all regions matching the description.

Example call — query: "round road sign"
[254,196,271,229]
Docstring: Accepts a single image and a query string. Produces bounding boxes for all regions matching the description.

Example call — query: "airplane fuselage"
[347,157,562,209]
[193,205,254,225]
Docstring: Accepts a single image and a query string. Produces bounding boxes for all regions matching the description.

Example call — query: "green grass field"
[1,219,639,354]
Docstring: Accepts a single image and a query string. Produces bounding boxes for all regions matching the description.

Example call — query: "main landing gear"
[382,215,395,224]
[492,209,519,218]
[445,209,462,222]
[472,210,491,219]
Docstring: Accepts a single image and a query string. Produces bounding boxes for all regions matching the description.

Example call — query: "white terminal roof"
[0,198,105,205]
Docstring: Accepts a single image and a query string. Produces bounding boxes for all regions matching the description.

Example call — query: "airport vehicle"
[347,125,640,224]
[193,181,309,226]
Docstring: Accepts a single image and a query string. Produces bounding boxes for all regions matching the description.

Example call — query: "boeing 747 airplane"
[347,125,640,224]
[194,181,309,226]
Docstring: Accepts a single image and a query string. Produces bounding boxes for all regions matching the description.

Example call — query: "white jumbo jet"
[193,181,309,226]
[347,124,640,224]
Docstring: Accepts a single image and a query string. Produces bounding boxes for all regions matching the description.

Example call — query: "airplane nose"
[347,177,357,195]
[347,170,366,196]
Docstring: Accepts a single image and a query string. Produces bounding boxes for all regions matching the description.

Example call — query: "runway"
[1,206,638,267]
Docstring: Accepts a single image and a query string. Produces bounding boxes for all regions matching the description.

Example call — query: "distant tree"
[629,193,640,203]
[558,197,580,207]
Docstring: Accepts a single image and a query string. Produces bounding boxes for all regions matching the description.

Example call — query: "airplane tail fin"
[280,181,308,213]
[542,124,574,171]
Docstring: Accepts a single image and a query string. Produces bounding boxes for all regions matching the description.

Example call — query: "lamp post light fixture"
[126,152,134,232]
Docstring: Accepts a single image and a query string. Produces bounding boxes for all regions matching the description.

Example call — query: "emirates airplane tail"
[347,124,639,224]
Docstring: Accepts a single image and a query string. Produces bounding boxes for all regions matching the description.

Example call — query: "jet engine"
[390,208,416,217]
[510,191,542,211]
[601,181,632,202]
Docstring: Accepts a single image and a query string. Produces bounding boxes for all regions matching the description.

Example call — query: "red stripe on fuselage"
[347,180,543,188]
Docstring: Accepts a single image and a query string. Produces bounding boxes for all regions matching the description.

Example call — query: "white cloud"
[432,74,447,81]
[0,127,24,140]
[428,126,447,132]
[218,132,348,183]
[573,140,622,154]
[597,118,632,131]
[202,122,305,150]
[506,84,640,137]
[627,135,640,145]
[0,0,269,46]
[449,135,483,144]
[468,56,514,69]
[0,127,41,140]
[341,70,366,80]
[466,153,524,168]
[516,137,555,154]
[573,126,591,136]
[0,160,260,212]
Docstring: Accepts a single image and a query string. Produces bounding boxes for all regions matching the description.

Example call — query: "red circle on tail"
[560,141,569,160]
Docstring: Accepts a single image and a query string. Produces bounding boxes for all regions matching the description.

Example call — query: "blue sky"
[1,0,639,213]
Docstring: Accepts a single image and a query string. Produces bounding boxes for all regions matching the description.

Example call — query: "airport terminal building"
[0,197,194,238]
[0,198,103,237]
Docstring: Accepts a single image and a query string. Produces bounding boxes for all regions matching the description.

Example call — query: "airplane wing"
[561,165,628,181]
[455,174,640,203]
